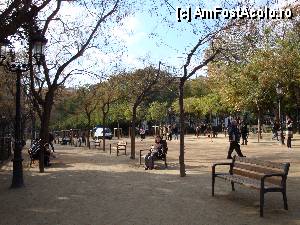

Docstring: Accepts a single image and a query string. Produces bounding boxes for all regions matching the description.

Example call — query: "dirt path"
[0,134,300,225]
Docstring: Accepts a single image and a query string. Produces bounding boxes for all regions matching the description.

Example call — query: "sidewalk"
[0,134,299,225]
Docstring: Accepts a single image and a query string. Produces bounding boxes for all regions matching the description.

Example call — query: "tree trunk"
[257,111,261,143]
[31,110,36,144]
[102,112,106,151]
[297,106,300,134]
[179,79,186,177]
[87,115,91,149]
[117,121,120,139]
[39,92,54,173]
[130,105,137,159]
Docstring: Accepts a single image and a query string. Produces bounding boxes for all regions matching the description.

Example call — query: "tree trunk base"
[180,167,186,177]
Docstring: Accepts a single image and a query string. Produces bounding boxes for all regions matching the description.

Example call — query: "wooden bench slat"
[109,141,127,156]
[232,168,282,185]
[234,162,283,174]
[235,156,286,170]
[216,174,281,189]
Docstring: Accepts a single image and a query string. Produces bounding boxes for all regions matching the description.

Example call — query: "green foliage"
[146,101,168,122]
[47,17,300,129]
[198,93,224,116]
[184,78,210,98]
[208,20,300,120]
[109,102,131,122]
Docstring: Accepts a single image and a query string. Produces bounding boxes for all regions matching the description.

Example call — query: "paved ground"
[0,133,300,225]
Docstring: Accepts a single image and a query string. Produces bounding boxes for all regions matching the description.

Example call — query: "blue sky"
[109,0,297,73]
[54,0,297,85]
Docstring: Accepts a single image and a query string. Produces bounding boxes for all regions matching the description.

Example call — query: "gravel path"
[1,134,300,225]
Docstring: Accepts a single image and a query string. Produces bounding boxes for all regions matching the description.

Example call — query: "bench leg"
[139,152,142,165]
[260,189,264,217]
[164,158,167,168]
[282,191,288,210]
[231,181,235,191]
[125,147,126,155]
[212,176,215,196]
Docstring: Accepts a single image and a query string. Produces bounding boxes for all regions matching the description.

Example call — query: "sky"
[120,0,298,71]
[25,0,299,86]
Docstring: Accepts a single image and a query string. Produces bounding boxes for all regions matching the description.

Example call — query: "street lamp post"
[0,32,47,188]
[276,83,284,145]
[11,64,27,188]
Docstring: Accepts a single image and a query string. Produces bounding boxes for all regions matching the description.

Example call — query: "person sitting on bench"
[144,135,167,170]
[29,139,51,167]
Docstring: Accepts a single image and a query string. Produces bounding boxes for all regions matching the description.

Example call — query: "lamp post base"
[10,157,24,188]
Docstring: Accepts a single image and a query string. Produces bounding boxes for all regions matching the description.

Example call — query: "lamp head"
[31,30,48,66]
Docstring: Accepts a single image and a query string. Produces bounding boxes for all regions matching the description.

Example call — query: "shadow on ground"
[1,136,300,225]
[1,154,300,225]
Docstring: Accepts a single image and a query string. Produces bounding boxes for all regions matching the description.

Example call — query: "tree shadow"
[0,166,299,225]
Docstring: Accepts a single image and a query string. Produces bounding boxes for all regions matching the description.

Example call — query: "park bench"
[212,156,290,217]
[89,139,101,149]
[94,139,101,148]
[61,137,71,145]
[139,140,168,168]
[57,137,61,144]
[28,140,51,167]
[109,141,127,156]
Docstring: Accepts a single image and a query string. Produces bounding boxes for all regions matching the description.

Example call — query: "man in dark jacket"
[227,120,245,159]
[240,121,249,145]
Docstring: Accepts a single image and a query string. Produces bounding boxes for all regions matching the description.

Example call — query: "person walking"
[167,125,173,141]
[139,127,145,141]
[48,132,55,152]
[195,125,200,138]
[240,121,249,145]
[172,124,178,140]
[227,120,245,159]
[286,118,293,149]
[272,120,280,141]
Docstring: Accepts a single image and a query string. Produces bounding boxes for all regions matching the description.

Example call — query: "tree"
[75,85,98,148]
[208,13,300,140]
[0,67,15,120]
[96,75,124,151]
[147,101,168,124]
[27,0,131,172]
[148,0,250,177]
[177,30,229,176]
[122,65,163,159]
[0,0,53,40]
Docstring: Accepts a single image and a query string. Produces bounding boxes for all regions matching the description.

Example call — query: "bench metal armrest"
[261,173,287,190]
[139,149,150,155]
[212,162,233,176]
[139,149,150,165]
[212,162,233,169]
[261,173,286,182]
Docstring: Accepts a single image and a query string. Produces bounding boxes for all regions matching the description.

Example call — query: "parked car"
[93,127,113,139]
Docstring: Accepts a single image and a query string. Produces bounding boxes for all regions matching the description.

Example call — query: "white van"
[93,127,113,139]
